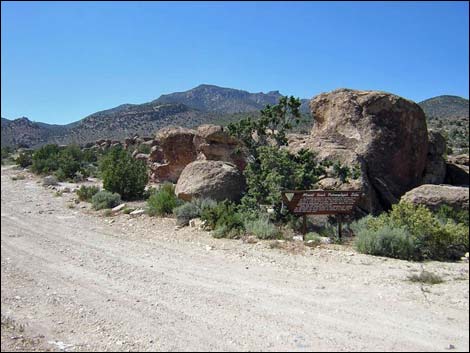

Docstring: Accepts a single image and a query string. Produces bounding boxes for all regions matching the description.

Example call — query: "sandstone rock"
[448,154,469,166]
[175,160,246,202]
[194,124,247,171]
[288,135,380,215]
[189,218,204,228]
[134,153,149,162]
[148,145,164,163]
[153,127,198,182]
[196,124,239,145]
[401,184,469,212]
[422,131,447,184]
[130,209,145,216]
[43,175,58,186]
[445,163,469,186]
[289,88,429,213]
[112,203,126,212]
[57,186,71,193]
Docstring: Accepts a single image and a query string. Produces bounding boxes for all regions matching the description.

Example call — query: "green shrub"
[200,200,244,238]
[192,198,218,212]
[304,232,323,245]
[123,207,135,214]
[354,202,469,261]
[31,144,96,181]
[213,225,242,239]
[99,147,148,200]
[174,202,201,226]
[435,205,469,226]
[244,215,281,239]
[32,144,61,174]
[146,183,181,216]
[15,151,33,168]
[76,185,100,202]
[355,225,417,260]
[137,143,151,154]
[173,198,218,226]
[92,190,121,210]
[1,146,13,160]
[143,186,158,200]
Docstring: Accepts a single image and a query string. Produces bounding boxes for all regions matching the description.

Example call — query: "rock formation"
[175,160,246,202]
[401,184,469,212]
[422,130,447,184]
[289,88,429,214]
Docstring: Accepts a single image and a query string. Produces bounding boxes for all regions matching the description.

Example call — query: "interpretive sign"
[281,190,362,215]
[281,190,362,237]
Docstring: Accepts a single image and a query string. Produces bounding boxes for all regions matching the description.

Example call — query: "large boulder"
[175,160,246,202]
[287,135,380,215]
[445,163,469,186]
[152,127,198,182]
[289,89,429,214]
[422,130,447,184]
[401,184,469,212]
[194,124,247,171]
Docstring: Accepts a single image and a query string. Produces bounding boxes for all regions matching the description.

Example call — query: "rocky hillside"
[155,84,282,114]
[154,84,310,114]
[1,85,311,148]
[1,117,71,147]
[419,96,469,154]
[419,95,469,119]
[3,86,467,149]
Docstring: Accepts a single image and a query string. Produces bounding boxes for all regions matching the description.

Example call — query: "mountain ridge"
[2,86,468,148]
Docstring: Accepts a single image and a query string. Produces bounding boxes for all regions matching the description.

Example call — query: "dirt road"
[1,166,469,352]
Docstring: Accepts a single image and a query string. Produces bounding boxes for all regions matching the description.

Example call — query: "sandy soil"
[1,165,469,352]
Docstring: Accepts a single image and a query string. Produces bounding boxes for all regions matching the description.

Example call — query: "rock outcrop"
[448,154,469,167]
[401,184,469,212]
[445,163,469,186]
[150,127,198,183]
[175,160,246,202]
[194,124,247,171]
[422,130,447,184]
[289,89,429,214]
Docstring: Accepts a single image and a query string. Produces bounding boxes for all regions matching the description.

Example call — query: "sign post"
[281,190,362,239]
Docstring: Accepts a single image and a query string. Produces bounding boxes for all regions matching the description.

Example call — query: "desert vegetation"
[98,146,148,200]
[10,94,468,264]
[351,202,469,261]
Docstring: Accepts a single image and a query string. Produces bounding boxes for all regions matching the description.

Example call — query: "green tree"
[227,96,359,219]
[99,147,148,200]
[227,96,302,158]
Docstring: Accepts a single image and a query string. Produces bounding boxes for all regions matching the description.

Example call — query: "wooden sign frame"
[281,190,362,237]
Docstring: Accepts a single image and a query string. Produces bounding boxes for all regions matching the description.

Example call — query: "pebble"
[112,203,126,212]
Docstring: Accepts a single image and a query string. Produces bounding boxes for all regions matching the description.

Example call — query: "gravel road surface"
[1,166,469,351]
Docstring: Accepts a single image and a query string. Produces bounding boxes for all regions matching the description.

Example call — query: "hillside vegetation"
[418,96,469,154]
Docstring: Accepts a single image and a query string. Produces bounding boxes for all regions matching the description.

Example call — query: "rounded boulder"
[175,160,246,202]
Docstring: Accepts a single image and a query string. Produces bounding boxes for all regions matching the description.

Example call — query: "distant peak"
[194,84,221,89]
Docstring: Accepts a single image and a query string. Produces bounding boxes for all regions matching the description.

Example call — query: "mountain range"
[1,84,468,149]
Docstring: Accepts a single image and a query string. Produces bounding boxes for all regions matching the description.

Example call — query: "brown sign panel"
[281,190,361,215]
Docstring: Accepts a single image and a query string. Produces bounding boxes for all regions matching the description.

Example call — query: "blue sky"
[1,1,469,125]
